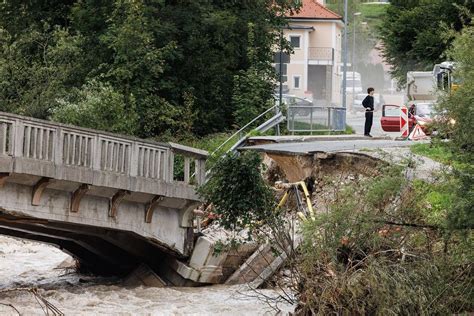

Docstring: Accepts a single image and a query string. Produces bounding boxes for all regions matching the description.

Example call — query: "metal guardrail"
[287,106,346,133]
[210,105,280,157]
[0,112,207,185]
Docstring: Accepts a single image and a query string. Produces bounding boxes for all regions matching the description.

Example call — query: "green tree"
[0,25,84,117]
[198,151,275,232]
[0,0,297,138]
[98,0,181,137]
[438,26,474,229]
[379,0,473,85]
[232,23,274,127]
[51,79,139,135]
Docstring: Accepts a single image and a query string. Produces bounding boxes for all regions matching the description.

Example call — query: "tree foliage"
[437,26,474,230]
[51,79,139,135]
[379,0,473,85]
[0,0,297,138]
[232,23,274,127]
[198,151,275,232]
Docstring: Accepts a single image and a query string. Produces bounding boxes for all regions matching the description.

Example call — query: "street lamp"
[342,0,348,109]
[351,12,361,113]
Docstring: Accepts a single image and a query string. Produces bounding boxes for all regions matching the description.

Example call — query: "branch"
[373,220,439,230]
[0,302,20,315]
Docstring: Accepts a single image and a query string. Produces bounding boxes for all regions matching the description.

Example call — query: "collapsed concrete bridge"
[0,111,210,282]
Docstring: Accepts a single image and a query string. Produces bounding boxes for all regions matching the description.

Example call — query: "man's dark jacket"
[362,95,374,111]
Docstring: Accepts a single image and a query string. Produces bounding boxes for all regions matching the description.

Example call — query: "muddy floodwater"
[0,236,294,315]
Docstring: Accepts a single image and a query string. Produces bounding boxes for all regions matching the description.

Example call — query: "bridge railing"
[0,112,207,186]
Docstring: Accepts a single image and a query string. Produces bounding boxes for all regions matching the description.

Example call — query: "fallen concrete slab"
[124,264,167,287]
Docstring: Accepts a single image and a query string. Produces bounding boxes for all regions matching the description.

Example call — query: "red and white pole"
[400,106,409,138]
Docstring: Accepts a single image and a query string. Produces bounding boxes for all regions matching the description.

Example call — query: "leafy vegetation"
[296,165,473,315]
[379,0,473,85]
[198,151,275,232]
[435,25,474,230]
[359,2,388,32]
[0,0,297,138]
[410,142,454,165]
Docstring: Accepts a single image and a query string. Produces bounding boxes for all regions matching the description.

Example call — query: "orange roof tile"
[287,0,342,20]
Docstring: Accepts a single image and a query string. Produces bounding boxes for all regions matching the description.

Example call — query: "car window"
[384,105,399,117]
[416,103,434,117]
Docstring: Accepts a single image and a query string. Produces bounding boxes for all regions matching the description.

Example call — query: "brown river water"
[0,236,294,315]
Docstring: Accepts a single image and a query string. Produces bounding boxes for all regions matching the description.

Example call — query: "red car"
[381,103,434,134]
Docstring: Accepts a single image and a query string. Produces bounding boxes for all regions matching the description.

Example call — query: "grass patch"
[178,132,233,153]
[360,3,388,33]
[410,142,453,165]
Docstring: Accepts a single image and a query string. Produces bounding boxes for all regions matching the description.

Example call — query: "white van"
[344,71,363,94]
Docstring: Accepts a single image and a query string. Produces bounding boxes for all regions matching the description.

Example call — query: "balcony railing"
[308,47,334,62]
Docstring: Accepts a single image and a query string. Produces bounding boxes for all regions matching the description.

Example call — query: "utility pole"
[342,0,348,110]
[352,12,361,113]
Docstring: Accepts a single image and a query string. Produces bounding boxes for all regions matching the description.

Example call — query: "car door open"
[381,104,401,132]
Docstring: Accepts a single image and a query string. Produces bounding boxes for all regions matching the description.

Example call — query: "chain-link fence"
[287,106,346,133]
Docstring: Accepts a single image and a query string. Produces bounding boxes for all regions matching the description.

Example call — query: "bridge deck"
[0,112,208,279]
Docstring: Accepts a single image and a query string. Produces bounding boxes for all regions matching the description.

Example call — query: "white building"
[283,0,344,105]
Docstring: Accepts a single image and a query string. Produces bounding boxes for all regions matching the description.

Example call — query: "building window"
[293,75,301,89]
[290,35,301,49]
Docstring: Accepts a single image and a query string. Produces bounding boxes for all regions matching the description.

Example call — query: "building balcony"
[308,47,334,65]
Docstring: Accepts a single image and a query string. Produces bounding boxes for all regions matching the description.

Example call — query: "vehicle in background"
[406,71,437,102]
[434,61,459,93]
[352,93,385,112]
[406,61,458,103]
[380,102,434,134]
[380,61,457,135]
[345,71,363,95]
[380,104,415,133]
[411,102,434,130]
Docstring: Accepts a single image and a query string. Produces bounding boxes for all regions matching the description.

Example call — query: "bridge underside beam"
[0,211,182,278]
[0,220,137,265]
[0,227,128,276]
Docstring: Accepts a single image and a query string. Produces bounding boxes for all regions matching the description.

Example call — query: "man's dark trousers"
[364,111,373,135]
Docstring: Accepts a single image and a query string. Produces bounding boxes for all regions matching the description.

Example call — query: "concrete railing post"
[184,157,191,184]
[54,127,63,166]
[13,119,24,158]
[167,150,174,183]
[92,135,101,171]
[195,159,206,186]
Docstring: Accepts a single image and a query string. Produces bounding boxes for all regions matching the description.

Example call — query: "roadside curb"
[247,134,392,145]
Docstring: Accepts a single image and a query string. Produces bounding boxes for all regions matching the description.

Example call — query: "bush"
[295,166,473,315]
[51,79,138,135]
[198,151,275,232]
[436,26,474,230]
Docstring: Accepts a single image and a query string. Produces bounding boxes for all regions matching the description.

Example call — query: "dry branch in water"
[0,287,64,316]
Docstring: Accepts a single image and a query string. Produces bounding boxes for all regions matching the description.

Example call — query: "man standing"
[362,87,375,137]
